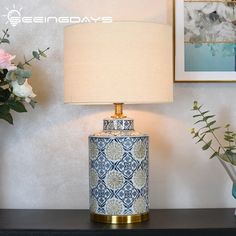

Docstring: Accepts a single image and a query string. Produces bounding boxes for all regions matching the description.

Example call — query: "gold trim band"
[91,212,149,224]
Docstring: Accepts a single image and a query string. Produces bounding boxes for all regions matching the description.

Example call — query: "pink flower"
[0,48,16,71]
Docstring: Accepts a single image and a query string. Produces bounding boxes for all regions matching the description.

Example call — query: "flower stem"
[22,47,50,66]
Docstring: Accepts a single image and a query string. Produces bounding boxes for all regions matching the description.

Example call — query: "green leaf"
[193,114,202,118]
[0,112,13,125]
[224,138,234,143]
[224,135,234,140]
[38,49,47,57]
[225,131,233,134]
[203,127,221,134]
[13,68,32,85]
[201,111,209,116]
[207,120,216,127]
[32,51,40,60]
[224,146,236,150]
[0,104,10,114]
[194,119,204,124]
[203,115,215,121]
[202,140,212,150]
[7,101,27,113]
[0,69,7,80]
[195,134,206,144]
[0,87,11,102]
[6,71,17,81]
[16,68,32,78]
[209,152,218,159]
[0,38,10,44]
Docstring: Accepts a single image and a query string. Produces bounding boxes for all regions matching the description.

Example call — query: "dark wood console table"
[0,209,236,235]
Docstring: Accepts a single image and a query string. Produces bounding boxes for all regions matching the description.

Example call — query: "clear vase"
[233,184,236,216]
[218,158,236,216]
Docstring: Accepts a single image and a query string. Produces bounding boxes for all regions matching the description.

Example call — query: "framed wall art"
[174,0,236,82]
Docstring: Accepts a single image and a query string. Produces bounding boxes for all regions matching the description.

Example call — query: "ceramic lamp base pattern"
[89,118,149,224]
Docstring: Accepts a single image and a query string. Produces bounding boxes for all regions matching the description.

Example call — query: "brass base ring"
[90,212,149,224]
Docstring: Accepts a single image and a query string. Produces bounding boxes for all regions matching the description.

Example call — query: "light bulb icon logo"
[2,5,23,27]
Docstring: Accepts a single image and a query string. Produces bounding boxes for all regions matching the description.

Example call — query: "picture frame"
[174,0,236,82]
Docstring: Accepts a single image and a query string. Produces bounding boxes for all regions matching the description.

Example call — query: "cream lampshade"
[64,22,173,224]
[64,22,172,104]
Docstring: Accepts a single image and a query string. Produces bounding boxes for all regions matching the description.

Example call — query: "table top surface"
[0,209,236,231]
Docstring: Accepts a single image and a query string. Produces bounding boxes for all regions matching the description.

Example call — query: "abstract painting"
[175,0,236,82]
[184,0,236,72]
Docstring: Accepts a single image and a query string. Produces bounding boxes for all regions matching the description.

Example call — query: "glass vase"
[219,158,236,216]
[233,184,236,216]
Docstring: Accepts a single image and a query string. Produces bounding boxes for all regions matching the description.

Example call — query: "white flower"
[11,79,36,103]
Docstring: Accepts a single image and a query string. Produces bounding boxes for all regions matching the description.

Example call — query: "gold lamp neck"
[111,103,127,119]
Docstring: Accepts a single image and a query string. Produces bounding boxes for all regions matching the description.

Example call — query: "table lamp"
[64,22,173,224]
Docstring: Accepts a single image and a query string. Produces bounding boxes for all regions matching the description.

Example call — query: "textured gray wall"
[0,0,235,209]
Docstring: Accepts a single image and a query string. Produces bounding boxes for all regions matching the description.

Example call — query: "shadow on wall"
[125,103,175,207]
[31,64,53,107]
[148,117,174,208]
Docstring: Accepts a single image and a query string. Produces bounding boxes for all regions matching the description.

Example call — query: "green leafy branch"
[191,101,236,166]
[19,47,50,68]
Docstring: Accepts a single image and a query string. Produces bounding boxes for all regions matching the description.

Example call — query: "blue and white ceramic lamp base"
[89,118,149,224]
